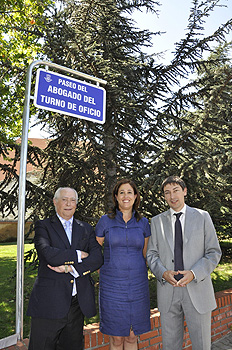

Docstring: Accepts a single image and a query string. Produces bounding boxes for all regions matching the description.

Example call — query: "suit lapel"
[183,205,194,245]
[164,206,194,251]
[71,218,83,248]
[50,216,85,249]
[50,215,71,248]
[163,210,174,254]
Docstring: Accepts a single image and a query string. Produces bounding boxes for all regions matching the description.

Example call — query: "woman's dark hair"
[108,178,142,221]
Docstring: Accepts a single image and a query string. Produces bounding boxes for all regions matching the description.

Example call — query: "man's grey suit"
[147,205,221,349]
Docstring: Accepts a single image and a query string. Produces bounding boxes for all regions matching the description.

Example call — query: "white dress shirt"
[170,204,186,241]
[169,205,196,279]
[57,214,82,295]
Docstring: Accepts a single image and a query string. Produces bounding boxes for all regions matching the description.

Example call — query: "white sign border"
[34,68,106,124]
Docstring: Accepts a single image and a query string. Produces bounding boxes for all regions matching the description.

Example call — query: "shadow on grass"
[221,245,232,263]
[0,256,36,339]
[212,270,232,292]
[0,242,231,338]
[0,257,17,338]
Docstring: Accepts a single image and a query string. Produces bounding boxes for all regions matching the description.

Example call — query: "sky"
[28,0,232,138]
[132,0,232,62]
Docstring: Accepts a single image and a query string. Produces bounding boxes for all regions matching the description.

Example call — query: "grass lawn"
[0,241,231,339]
[0,242,34,339]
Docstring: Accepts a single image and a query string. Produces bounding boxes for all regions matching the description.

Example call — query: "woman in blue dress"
[95,178,151,350]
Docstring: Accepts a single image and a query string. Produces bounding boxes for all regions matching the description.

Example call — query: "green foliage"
[0,0,231,239]
[34,0,232,235]
[212,262,232,292]
[0,0,54,142]
[156,43,232,239]
[1,0,232,342]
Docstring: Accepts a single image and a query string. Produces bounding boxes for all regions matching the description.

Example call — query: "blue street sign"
[34,68,106,124]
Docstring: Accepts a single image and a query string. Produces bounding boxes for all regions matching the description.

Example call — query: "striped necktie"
[65,220,72,244]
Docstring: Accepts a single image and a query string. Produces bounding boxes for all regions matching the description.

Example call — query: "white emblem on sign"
[44,74,52,83]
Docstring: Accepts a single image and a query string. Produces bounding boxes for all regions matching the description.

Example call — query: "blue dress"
[95,210,151,336]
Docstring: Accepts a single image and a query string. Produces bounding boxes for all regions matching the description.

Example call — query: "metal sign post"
[15,60,107,343]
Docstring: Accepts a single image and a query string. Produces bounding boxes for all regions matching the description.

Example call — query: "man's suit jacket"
[147,205,221,314]
[27,215,103,319]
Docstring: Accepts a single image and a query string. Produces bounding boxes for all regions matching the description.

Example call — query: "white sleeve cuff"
[70,265,79,278]
[76,250,82,263]
[191,270,196,281]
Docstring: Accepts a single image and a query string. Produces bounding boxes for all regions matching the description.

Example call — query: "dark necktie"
[174,212,184,280]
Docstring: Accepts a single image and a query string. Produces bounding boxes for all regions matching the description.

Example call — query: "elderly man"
[27,187,103,350]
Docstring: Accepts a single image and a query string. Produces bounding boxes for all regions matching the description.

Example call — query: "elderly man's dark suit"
[27,215,103,349]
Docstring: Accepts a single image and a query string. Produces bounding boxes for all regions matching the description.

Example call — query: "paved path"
[2,332,232,349]
[211,332,232,350]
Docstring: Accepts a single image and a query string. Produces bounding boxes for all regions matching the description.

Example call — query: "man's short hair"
[161,176,186,192]
[53,187,78,204]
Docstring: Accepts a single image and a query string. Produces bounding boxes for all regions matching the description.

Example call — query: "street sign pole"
[15,60,106,342]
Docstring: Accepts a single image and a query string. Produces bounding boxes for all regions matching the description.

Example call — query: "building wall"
[0,138,49,242]
[0,138,49,181]
[0,222,34,242]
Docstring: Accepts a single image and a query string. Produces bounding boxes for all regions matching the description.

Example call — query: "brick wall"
[83,288,232,350]
[211,288,232,343]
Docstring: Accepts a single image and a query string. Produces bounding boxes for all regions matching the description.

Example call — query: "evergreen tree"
[180,44,232,239]
[0,0,231,239]
[144,42,232,238]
